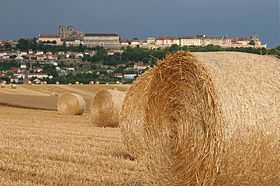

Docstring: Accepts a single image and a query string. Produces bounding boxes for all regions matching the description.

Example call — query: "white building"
[180,36,202,46]
[38,35,62,45]
[28,74,49,79]
[83,33,121,48]
[155,36,180,47]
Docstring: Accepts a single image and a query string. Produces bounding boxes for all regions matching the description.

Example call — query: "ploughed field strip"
[0,106,145,185]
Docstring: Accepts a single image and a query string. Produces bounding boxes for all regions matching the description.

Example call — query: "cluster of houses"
[2,63,52,84]
[0,49,99,61]
[0,48,149,83]
[37,26,267,49]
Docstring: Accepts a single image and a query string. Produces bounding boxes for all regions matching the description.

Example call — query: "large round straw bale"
[28,81,32,85]
[56,82,60,85]
[90,89,125,127]
[123,51,280,185]
[75,81,79,85]
[11,84,17,89]
[120,69,154,159]
[57,93,86,115]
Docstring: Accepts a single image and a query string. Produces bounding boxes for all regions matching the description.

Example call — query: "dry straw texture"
[90,89,125,127]
[120,69,154,159]
[57,93,86,115]
[122,51,280,185]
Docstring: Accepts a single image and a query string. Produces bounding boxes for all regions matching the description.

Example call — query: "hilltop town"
[0,26,275,84]
[37,26,267,49]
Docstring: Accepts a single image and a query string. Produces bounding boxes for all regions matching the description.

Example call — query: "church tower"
[59,26,65,38]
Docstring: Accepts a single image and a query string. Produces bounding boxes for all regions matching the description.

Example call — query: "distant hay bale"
[90,89,125,127]
[75,81,79,85]
[116,81,120,84]
[120,69,154,159]
[3,81,6,84]
[57,93,86,115]
[11,84,17,89]
[1,83,5,88]
[106,83,109,85]
[43,81,47,84]
[68,83,72,85]
[122,51,280,185]
[28,81,32,85]
[95,81,100,85]
[89,81,94,84]
[51,92,59,97]
[80,83,83,85]
[56,82,60,85]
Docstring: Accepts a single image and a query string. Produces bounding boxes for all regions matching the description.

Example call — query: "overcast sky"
[0,0,278,47]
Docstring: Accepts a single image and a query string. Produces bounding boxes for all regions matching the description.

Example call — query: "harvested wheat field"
[0,106,147,185]
[0,84,149,185]
[0,84,128,111]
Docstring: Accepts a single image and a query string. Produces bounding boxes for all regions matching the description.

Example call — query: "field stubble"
[0,84,147,185]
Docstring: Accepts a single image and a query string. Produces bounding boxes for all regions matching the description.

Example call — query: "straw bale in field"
[57,93,86,115]
[123,51,280,185]
[90,89,125,127]
[120,69,154,159]
[1,83,5,88]
[11,84,17,89]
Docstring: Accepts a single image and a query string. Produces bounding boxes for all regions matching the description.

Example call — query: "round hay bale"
[11,84,17,89]
[57,93,86,115]
[75,81,79,85]
[105,83,109,85]
[3,81,6,84]
[68,83,72,85]
[90,89,125,127]
[56,82,60,85]
[51,92,59,97]
[1,83,5,88]
[89,81,94,84]
[28,81,32,85]
[120,69,154,159]
[123,51,280,185]
[43,81,47,84]
[116,81,120,84]
[96,81,100,85]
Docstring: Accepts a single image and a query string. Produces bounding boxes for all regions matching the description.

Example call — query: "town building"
[38,35,62,45]
[155,36,180,48]
[83,33,121,49]
[59,26,84,40]
[180,36,202,46]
